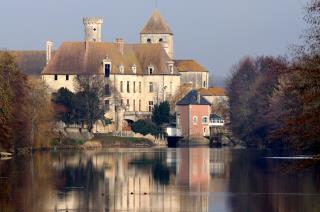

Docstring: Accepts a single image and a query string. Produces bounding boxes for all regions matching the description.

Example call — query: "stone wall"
[140,33,174,59]
[42,74,77,92]
[180,72,209,89]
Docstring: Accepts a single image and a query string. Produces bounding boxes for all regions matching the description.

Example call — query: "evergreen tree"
[152,101,170,125]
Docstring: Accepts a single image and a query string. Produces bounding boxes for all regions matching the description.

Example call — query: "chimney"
[115,38,124,55]
[46,40,53,64]
[197,91,201,104]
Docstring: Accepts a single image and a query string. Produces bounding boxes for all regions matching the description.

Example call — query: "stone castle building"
[41,10,210,132]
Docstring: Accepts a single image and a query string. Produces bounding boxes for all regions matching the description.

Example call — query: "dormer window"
[103,56,112,78]
[119,64,124,74]
[132,64,137,74]
[167,61,174,74]
[169,64,174,74]
[148,65,154,75]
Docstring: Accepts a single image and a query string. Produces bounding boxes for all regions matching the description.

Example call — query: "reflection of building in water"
[104,153,182,211]
[49,149,232,211]
[51,151,182,211]
[176,148,210,212]
[177,148,210,190]
[210,149,232,178]
[207,148,233,211]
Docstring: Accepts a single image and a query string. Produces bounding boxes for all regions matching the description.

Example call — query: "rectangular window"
[149,82,153,93]
[176,114,180,128]
[120,98,124,106]
[133,81,136,93]
[54,74,58,81]
[105,100,110,111]
[133,99,136,111]
[66,75,69,81]
[127,81,130,93]
[120,81,123,93]
[127,99,130,110]
[139,100,141,111]
[148,101,154,112]
[104,84,110,96]
[139,82,142,93]
[105,64,110,78]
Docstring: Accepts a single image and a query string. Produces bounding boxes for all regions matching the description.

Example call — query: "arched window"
[202,116,208,124]
[119,65,124,73]
[132,64,137,74]
[147,38,151,43]
[193,116,198,125]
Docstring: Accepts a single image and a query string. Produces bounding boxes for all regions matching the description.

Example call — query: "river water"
[0,148,319,212]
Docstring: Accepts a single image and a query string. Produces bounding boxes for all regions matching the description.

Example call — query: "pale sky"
[0,0,308,76]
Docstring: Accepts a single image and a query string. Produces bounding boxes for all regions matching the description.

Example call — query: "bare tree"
[74,75,105,132]
[167,83,193,112]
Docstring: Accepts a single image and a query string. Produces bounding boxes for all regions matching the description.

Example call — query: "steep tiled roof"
[140,10,173,35]
[198,87,226,96]
[42,42,180,75]
[177,90,211,106]
[9,51,48,75]
[174,60,208,73]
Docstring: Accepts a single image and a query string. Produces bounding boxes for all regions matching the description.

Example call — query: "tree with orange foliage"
[0,51,31,151]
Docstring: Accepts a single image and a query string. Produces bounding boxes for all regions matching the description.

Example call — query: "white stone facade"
[42,74,77,93]
[104,74,180,129]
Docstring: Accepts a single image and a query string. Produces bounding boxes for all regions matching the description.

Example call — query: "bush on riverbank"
[91,134,154,148]
[131,119,162,137]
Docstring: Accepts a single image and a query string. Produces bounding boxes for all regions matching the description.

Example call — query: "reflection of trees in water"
[130,151,173,186]
[51,153,107,211]
[152,163,170,185]
[0,153,54,211]
[228,150,320,212]
[55,159,104,193]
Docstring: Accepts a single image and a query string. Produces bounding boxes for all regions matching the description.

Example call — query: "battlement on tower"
[83,17,103,42]
[83,17,103,24]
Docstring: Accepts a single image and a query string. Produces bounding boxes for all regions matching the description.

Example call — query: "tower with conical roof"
[140,10,174,59]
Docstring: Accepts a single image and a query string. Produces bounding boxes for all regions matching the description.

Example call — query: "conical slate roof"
[140,10,173,35]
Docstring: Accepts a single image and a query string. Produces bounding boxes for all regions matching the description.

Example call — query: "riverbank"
[51,133,155,150]
[90,134,155,148]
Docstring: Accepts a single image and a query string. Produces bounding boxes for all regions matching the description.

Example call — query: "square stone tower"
[83,17,103,42]
[140,10,174,59]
